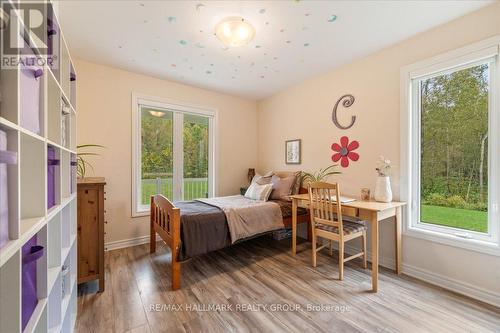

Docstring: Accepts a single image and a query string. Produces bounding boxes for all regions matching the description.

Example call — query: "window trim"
[131,93,218,217]
[400,36,500,256]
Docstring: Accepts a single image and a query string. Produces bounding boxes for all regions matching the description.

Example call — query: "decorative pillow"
[244,183,273,201]
[291,171,302,195]
[251,171,274,185]
[270,175,296,200]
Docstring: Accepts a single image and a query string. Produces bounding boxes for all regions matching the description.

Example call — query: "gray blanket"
[175,200,229,261]
[197,195,284,244]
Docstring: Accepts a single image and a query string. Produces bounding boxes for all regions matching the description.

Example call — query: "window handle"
[454,232,472,239]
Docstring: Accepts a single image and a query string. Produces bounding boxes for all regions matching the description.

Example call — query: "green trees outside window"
[420,63,489,232]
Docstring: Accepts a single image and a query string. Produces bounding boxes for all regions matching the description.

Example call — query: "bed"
[149,172,310,290]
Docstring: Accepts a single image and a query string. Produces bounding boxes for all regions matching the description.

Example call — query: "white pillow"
[244,183,273,201]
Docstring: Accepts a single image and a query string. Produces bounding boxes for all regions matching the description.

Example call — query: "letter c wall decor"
[331,94,356,129]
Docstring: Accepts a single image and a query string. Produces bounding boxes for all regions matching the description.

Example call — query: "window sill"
[132,210,149,218]
[404,226,500,257]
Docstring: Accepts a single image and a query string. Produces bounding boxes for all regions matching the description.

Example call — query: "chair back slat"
[308,181,343,236]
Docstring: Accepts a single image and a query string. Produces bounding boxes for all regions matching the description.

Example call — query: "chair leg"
[339,240,344,280]
[362,231,367,269]
[329,240,333,256]
[311,232,317,268]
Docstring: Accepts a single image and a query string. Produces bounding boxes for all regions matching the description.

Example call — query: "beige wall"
[75,60,258,246]
[257,3,500,304]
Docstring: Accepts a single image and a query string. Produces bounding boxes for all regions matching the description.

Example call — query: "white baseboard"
[105,234,161,251]
[342,243,500,308]
[402,263,500,308]
[107,236,500,308]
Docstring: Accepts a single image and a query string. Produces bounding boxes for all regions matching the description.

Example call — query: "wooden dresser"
[77,177,106,292]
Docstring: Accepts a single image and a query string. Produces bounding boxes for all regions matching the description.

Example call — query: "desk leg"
[395,206,402,275]
[292,198,297,256]
[370,212,379,292]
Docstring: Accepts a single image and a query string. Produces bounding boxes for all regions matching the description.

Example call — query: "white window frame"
[400,36,500,256]
[131,93,217,217]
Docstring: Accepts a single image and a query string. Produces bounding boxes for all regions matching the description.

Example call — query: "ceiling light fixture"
[214,16,255,47]
[149,110,166,117]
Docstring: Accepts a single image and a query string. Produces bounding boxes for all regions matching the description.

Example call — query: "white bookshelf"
[0,1,77,332]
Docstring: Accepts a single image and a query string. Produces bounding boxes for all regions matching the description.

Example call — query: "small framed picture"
[285,139,301,164]
[361,188,371,201]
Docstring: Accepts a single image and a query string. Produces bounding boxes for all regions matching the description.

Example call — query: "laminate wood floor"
[76,237,500,333]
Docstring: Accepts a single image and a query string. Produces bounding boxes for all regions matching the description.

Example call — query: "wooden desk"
[290,194,406,292]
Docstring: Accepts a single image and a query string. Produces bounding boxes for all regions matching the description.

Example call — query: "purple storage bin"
[47,17,58,70]
[47,146,60,209]
[19,46,43,134]
[22,234,44,330]
[0,130,17,248]
[70,155,77,193]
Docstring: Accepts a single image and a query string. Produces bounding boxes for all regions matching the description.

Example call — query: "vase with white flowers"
[374,156,392,202]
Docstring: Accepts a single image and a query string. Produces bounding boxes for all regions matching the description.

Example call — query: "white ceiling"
[58,0,492,100]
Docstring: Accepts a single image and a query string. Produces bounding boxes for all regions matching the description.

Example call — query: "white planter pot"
[375,176,392,203]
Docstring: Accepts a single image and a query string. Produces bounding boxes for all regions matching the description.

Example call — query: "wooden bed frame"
[150,173,311,291]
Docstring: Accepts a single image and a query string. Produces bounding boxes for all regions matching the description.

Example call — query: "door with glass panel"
[138,104,213,212]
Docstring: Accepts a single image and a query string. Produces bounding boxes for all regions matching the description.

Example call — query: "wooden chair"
[308,182,368,280]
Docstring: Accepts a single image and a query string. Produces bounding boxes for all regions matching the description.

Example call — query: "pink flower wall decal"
[331,136,360,168]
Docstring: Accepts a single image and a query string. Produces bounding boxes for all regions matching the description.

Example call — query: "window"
[401,37,500,254]
[132,95,216,216]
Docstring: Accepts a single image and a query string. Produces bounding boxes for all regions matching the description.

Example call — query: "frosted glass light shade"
[215,17,255,47]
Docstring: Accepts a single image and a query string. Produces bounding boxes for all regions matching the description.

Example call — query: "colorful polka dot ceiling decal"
[179,40,187,45]
[255,45,261,48]
[195,42,205,48]
[328,15,338,22]
[259,9,266,14]
[304,43,310,47]
[167,16,176,23]
[195,3,205,11]
[206,70,212,74]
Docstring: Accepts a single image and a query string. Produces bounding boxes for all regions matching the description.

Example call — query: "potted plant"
[77,144,105,178]
[300,164,341,186]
